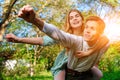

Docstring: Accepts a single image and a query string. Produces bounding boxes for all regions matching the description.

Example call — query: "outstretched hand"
[5,33,19,42]
[18,5,36,23]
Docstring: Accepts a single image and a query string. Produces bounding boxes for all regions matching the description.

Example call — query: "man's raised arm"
[18,5,83,48]
[18,5,44,30]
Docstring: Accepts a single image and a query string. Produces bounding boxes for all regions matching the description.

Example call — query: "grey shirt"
[42,22,109,72]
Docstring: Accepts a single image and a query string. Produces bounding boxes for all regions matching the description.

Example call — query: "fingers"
[18,10,23,18]
[75,51,85,58]
[18,5,34,18]
[5,34,14,42]
[76,51,83,54]
[5,33,14,39]
[24,5,33,12]
[18,7,27,18]
[75,53,82,58]
[75,51,81,57]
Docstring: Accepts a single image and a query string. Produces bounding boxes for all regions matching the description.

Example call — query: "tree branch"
[0,0,18,27]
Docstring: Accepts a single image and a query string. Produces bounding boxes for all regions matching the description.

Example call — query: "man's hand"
[18,5,36,23]
[18,5,44,30]
[5,33,19,42]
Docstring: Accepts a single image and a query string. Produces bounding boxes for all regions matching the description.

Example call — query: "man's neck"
[87,37,99,47]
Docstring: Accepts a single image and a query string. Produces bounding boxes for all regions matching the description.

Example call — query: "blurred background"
[0,0,120,80]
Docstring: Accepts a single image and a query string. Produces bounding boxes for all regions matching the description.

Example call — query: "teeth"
[85,34,90,37]
[74,22,79,24]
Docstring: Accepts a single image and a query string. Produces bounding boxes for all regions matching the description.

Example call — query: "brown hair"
[63,9,84,34]
[85,16,105,34]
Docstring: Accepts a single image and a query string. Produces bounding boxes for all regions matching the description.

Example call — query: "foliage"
[2,71,53,80]
[100,0,120,7]
[0,46,16,80]
[38,44,61,70]
[102,71,120,80]
[0,0,120,79]
[99,42,120,80]
[2,65,29,80]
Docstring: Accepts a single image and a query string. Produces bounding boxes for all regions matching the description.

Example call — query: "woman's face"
[69,11,83,29]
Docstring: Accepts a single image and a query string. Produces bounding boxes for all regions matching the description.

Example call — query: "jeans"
[65,68,93,80]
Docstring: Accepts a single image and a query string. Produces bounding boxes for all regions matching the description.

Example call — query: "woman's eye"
[70,17,73,20]
[76,14,79,17]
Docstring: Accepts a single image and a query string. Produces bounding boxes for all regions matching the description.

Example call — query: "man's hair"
[85,16,105,34]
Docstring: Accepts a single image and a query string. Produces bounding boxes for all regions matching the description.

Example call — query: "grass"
[21,71,53,80]
[3,70,120,80]
[3,71,53,80]
[101,71,120,80]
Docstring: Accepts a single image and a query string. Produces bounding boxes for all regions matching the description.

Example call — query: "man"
[17,5,109,80]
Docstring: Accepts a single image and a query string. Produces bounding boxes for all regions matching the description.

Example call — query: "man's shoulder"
[100,42,110,53]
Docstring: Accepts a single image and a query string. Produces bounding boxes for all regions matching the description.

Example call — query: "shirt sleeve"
[42,36,57,46]
[100,42,110,54]
[98,42,110,60]
[41,22,82,48]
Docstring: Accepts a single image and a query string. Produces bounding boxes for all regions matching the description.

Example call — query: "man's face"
[83,21,99,42]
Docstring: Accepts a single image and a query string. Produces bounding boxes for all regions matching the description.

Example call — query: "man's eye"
[85,26,88,29]
[91,27,94,30]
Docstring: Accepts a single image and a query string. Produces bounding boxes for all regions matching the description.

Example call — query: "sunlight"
[104,21,120,43]
[102,11,120,43]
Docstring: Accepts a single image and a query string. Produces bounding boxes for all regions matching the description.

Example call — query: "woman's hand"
[5,33,19,42]
[75,51,89,58]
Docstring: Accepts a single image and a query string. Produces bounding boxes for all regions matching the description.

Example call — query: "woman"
[6,9,108,80]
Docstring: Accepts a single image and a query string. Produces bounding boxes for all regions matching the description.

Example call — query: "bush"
[99,42,120,80]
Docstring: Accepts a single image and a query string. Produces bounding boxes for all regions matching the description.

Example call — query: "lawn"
[3,71,120,80]
[3,71,53,80]
[25,71,53,80]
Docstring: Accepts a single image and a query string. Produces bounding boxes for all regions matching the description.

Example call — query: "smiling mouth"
[73,21,80,24]
[84,34,90,38]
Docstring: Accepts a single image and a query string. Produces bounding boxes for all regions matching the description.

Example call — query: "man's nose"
[86,30,90,33]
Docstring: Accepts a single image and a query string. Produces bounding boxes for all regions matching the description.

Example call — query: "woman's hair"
[64,9,84,34]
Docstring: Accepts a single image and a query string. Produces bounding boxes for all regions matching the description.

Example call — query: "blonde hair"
[63,9,84,35]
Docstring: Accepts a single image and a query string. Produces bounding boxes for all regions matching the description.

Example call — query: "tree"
[0,0,72,78]
[0,0,18,41]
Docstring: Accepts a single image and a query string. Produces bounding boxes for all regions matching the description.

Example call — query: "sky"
[0,0,4,3]
[0,7,2,16]
[0,0,4,21]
